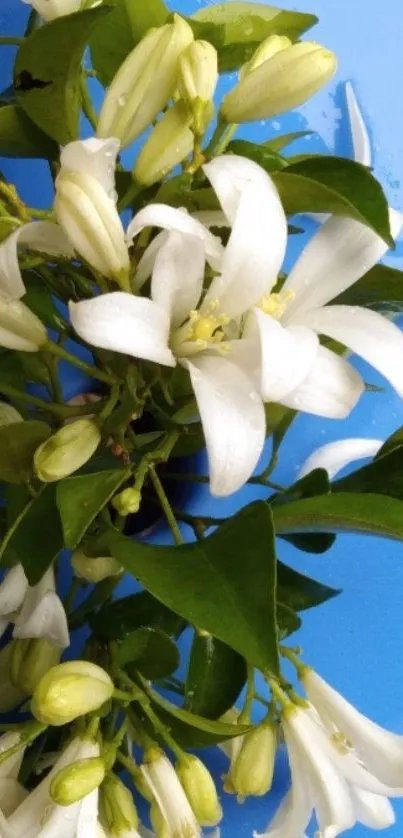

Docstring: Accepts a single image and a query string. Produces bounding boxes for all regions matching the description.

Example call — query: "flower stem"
[267,677,294,712]
[148,464,183,546]
[80,74,98,130]
[45,340,117,386]
[0,36,24,46]
[205,117,237,159]
[118,179,142,213]
[119,672,184,759]
[0,181,30,222]
[280,645,308,678]
[0,488,44,563]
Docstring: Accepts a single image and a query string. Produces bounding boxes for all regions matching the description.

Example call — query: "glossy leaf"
[273,493,403,541]
[89,590,184,640]
[110,501,280,673]
[227,139,287,173]
[265,131,314,152]
[3,484,63,583]
[185,633,246,718]
[56,468,131,549]
[377,427,403,459]
[24,275,68,333]
[272,468,336,554]
[277,603,302,640]
[15,7,109,144]
[0,420,51,484]
[277,560,340,612]
[115,627,179,680]
[333,445,403,501]
[273,157,392,245]
[0,104,57,159]
[333,264,403,312]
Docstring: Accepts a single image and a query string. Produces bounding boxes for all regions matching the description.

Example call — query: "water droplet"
[117,95,127,107]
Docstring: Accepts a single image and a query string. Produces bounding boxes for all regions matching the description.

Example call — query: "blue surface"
[2,2,403,835]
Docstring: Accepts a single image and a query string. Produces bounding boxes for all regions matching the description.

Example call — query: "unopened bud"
[50,756,105,805]
[226,722,277,799]
[176,754,222,826]
[32,661,114,726]
[222,41,337,123]
[34,419,101,482]
[133,101,193,187]
[111,486,142,516]
[0,642,25,713]
[150,800,170,838]
[178,40,218,134]
[98,15,194,148]
[239,34,291,80]
[12,638,61,695]
[71,550,122,583]
[0,402,23,427]
[0,296,47,352]
[100,773,139,834]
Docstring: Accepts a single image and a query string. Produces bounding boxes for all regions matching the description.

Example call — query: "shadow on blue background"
[2,2,403,835]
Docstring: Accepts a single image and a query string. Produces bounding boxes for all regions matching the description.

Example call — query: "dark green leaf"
[0,104,57,159]
[274,493,403,541]
[69,578,121,632]
[115,627,179,679]
[277,602,302,639]
[227,139,287,173]
[89,590,184,640]
[273,468,336,553]
[185,633,246,718]
[333,264,403,312]
[0,351,26,391]
[56,468,131,549]
[24,275,68,333]
[15,7,109,143]
[273,157,392,245]
[125,0,168,39]
[110,501,279,673]
[377,427,403,459]
[277,560,340,611]
[0,420,51,484]
[155,173,194,207]
[264,131,314,152]
[333,444,403,501]
[3,484,63,583]
[281,531,336,554]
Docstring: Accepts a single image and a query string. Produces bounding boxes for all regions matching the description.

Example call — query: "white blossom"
[141,750,201,838]
[0,222,73,301]
[0,565,69,650]
[299,437,383,479]
[20,0,99,22]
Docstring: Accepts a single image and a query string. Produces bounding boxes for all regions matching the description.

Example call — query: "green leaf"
[273,157,392,245]
[227,139,287,173]
[185,633,246,719]
[110,501,279,673]
[0,104,57,159]
[56,468,131,549]
[264,131,314,152]
[377,427,403,459]
[332,264,403,312]
[89,590,184,640]
[115,627,179,680]
[273,493,403,542]
[277,603,302,639]
[0,420,51,484]
[91,0,168,87]
[15,7,109,144]
[24,275,68,333]
[333,444,403,501]
[0,351,26,391]
[192,3,317,71]
[272,468,336,554]
[3,484,63,583]
[277,560,340,611]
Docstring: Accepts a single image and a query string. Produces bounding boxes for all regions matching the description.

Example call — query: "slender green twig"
[148,465,183,545]
[0,36,24,46]
[45,340,117,386]
[0,383,105,418]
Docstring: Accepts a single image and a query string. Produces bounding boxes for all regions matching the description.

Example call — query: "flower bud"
[150,800,170,838]
[71,550,122,583]
[221,41,337,123]
[133,102,194,187]
[226,722,277,799]
[100,773,139,835]
[23,0,97,22]
[0,402,23,427]
[32,661,114,726]
[50,756,105,805]
[111,486,142,516]
[98,16,194,148]
[0,643,25,713]
[176,755,222,827]
[0,296,47,352]
[178,41,218,134]
[11,638,61,696]
[239,34,291,80]
[34,419,101,482]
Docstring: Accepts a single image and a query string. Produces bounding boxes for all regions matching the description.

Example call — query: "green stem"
[0,181,29,222]
[0,383,105,419]
[148,465,183,545]
[0,36,24,46]
[42,353,64,404]
[80,75,98,130]
[205,117,237,159]
[240,665,255,723]
[98,384,121,423]
[0,489,44,563]
[45,340,117,386]
[119,672,184,759]
[267,677,294,712]
[118,179,142,213]
[280,645,308,679]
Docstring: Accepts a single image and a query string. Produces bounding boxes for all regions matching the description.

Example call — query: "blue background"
[2,1,403,836]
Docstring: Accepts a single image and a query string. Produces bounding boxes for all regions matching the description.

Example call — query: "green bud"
[150,800,170,838]
[71,550,122,583]
[0,402,23,427]
[111,486,142,516]
[227,722,277,799]
[50,757,105,805]
[178,40,218,134]
[11,638,61,695]
[0,297,47,352]
[98,15,194,148]
[133,101,194,187]
[100,773,139,834]
[131,765,154,802]
[32,661,114,726]
[0,643,25,713]
[239,34,291,80]
[222,41,337,123]
[34,419,101,482]
[176,755,222,827]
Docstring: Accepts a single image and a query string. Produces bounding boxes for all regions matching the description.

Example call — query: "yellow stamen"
[259,290,295,319]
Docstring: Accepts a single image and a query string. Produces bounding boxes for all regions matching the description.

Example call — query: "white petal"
[141,754,200,838]
[0,565,28,618]
[304,670,403,789]
[127,205,223,271]
[36,801,82,838]
[0,780,28,817]
[298,304,403,396]
[192,210,229,228]
[76,789,99,838]
[350,786,395,829]
[60,138,120,202]
[0,732,25,781]
[252,311,319,401]
[14,590,70,649]
[0,222,74,301]
[183,354,266,497]
[203,157,287,317]
[299,438,383,479]
[280,345,364,419]
[69,293,175,367]
[134,231,169,291]
[256,733,311,838]
[283,211,402,321]
[151,232,205,328]
[345,82,372,167]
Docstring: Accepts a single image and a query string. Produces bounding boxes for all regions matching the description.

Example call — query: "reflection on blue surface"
[2,1,403,835]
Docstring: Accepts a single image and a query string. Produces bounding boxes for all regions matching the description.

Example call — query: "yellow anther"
[259,290,295,319]
[186,305,230,344]
[331,731,353,755]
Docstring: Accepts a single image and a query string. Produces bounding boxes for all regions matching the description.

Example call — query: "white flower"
[4,737,100,838]
[0,222,74,301]
[0,565,70,650]
[0,731,28,817]
[299,437,383,479]
[20,0,98,22]
[70,154,288,496]
[141,750,201,838]
[345,82,372,167]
